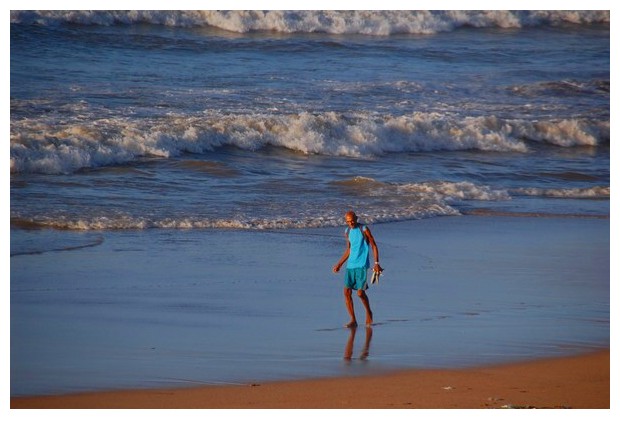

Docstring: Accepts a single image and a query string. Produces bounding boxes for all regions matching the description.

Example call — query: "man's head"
[344,211,358,227]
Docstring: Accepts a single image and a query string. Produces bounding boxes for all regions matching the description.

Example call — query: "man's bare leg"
[344,288,357,327]
[357,290,373,326]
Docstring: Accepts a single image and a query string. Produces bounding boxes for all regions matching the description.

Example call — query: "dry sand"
[11,349,609,409]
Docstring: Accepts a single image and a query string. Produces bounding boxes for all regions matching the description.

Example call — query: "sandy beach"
[10,349,609,409]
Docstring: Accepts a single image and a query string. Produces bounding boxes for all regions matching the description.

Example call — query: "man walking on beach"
[333,211,383,327]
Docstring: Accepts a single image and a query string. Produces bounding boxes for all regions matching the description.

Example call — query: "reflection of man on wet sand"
[333,211,383,328]
[344,326,373,362]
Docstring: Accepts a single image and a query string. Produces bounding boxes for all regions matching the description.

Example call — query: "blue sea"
[10,10,609,237]
[9,11,610,397]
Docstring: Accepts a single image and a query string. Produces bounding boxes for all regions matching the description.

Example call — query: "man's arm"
[364,227,383,272]
[333,240,350,273]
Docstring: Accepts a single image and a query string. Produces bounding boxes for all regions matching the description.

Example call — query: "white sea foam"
[10,11,610,35]
[9,210,447,231]
[11,177,508,230]
[403,181,511,201]
[339,176,510,201]
[12,176,609,230]
[511,186,610,199]
[10,112,608,174]
[510,119,608,147]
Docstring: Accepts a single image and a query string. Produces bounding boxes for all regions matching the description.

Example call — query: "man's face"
[345,215,357,227]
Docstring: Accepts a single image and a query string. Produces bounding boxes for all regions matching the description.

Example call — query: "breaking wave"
[10,10,610,35]
[10,111,609,174]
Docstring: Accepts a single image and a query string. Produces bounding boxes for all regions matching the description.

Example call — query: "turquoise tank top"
[346,225,370,269]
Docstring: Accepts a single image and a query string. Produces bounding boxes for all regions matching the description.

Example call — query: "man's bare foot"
[344,321,358,328]
[366,312,373,326]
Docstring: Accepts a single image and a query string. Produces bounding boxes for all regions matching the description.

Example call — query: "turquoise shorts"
[345,267,368,291]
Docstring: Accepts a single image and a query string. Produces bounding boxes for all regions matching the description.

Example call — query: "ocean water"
[9,11,611,396]
[10,11,609,241]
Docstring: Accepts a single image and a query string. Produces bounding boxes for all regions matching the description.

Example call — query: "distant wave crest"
[511,186,610,199]
[10,111,609,174]
[10,10,610,35]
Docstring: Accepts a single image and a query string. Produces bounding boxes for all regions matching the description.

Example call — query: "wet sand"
[10,215,610,406]
[11,349,609,409]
